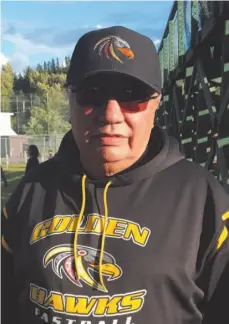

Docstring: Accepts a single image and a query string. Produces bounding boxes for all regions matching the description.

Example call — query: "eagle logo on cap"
[94,36,135,63]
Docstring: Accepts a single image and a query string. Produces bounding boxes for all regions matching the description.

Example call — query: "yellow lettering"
[124,223,150,246]
[44,292,64,312]
[65,296,97,315]
[38,288,46,305]
[48,216,72,235]
[30,284,39,302]
[83,214,102,234]
[30,284,46,305]
[106,219,126,237]
[119,290,146,313]
[30,220,52,243]
[30,215,151,247]
[29,285,147,316]
[95,296,122,316]
[66,216,79,232]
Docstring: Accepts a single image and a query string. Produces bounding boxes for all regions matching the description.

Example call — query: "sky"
[1,1,173,73]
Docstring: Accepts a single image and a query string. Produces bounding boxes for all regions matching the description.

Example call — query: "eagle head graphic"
[43,245,122,292]
[94,36,135,63]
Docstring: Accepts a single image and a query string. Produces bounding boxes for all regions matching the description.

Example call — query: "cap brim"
[75,69,162,94]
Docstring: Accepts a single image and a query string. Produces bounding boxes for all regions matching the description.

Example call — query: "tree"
[47,61,51,73]
[24,67,38,93]
[26,85,70,135]
[63,56,71,73]
[14,73,23,92]
[11,90,31,134]
[1,63,14,111]
[10,57,70,135]
[66,55,71,67]
[43,61,47,72]
[56,58,60,74]
[51,59,56,74]
[37,64,43,73]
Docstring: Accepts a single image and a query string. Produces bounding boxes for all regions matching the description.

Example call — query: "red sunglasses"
[69,86,159,113]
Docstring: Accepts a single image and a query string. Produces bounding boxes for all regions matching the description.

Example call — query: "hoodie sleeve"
[196,175,229,324]
[1,181,25,324]
[2,207,15,324]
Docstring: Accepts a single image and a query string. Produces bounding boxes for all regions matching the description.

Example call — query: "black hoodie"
[2,127,229,324]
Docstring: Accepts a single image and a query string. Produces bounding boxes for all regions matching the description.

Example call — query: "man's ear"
[152,93,162,111]
[156,94,162,106]
[156,94,162,111]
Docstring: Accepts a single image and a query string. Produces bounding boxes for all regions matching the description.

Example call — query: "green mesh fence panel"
[174,13,179,69]
[184,0,192,50]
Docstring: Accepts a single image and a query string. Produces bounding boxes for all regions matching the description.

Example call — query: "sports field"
[1,163,25,207]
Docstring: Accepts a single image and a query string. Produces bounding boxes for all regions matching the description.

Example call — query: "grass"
[1,163,26,207]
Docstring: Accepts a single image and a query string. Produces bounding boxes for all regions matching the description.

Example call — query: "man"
[2,26,229,324]
[48,149,54,160]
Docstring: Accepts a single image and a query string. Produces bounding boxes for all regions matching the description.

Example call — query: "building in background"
[0,112,29,163]
[0,112,17,137]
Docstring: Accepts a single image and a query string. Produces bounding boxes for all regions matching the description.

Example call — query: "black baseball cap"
[66,26,162,94]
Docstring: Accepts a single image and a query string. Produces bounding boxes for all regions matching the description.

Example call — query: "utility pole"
[47,91,49,135]
[46,91,49,161]
[16,96,19,133]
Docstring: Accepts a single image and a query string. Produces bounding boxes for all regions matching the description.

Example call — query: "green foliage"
[10,90,32,133]
[1,55,71,135]
[1,63,14,111]
[26,85,70,135]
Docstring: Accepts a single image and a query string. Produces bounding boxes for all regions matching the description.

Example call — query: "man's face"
[69,74,161,168]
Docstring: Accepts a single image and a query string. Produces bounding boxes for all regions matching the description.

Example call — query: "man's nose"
[98,100,124,124]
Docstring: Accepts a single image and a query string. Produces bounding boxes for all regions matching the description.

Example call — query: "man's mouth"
[91,133,126,145]
[93,133,125,138]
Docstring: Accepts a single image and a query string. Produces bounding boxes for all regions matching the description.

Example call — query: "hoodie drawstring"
[74,174,112,291]
[99,180,112,290]
[74,174,87,281]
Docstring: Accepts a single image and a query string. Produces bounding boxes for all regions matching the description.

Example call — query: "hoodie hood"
[55,126,185,187]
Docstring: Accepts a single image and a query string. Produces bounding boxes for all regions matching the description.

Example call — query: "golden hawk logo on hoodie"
[43,244,122,292]
[29,213,150,321]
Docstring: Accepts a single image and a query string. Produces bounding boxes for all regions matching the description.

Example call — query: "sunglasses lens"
[119,101,148,112]
[75,88,153,112]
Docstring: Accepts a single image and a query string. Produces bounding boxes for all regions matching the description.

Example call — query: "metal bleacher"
[157,1,229,192]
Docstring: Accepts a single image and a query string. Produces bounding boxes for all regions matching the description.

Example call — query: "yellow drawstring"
[74,175,112,291]
[99,180,112,291]
[74,174,87,281]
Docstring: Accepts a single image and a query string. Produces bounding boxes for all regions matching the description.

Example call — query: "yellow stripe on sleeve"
[216,226,228,250]
[222,210,229,221]
[3,207,8,219]
[2,236,12,253]
[216,210,229,250]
